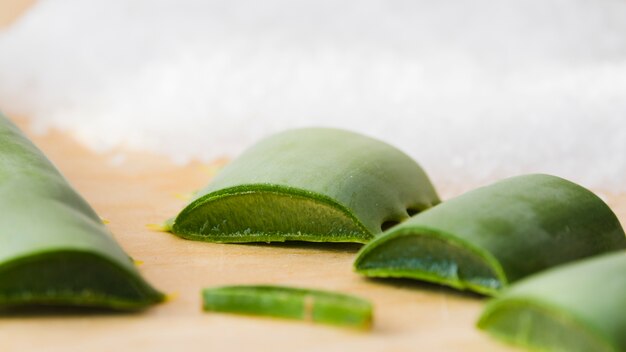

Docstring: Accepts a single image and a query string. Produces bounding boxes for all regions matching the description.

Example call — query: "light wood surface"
[0,117,526,352]
[0,0,35,28]
[3,118,625,352]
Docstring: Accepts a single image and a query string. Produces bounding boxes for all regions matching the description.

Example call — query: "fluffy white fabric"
[1,0,625,191]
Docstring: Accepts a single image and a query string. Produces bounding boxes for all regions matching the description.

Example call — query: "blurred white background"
[1,0,625,191]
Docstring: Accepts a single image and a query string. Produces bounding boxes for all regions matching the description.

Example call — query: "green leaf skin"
[202,285,373,329]
[0,114,164,310]
[478,251,626,352]
[170,128,439,243]
[354,174,626,295]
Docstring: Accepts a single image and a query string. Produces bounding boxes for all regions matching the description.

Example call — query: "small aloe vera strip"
[169,128,439,244]
[0,113,164,310]
[354,174,626,295]
[478,251,626,352]
[202,285,373,329]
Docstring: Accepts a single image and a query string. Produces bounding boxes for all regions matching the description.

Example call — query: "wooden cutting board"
[0,118,507,352]
[2,117,624,352]
[0,0,35,28]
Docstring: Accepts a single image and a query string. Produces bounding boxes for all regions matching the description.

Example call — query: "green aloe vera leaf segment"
[202,285,373,329]
[478,251,626,352]
[170,128,439,243]
[0,113,164,310]
[354,174,626,295]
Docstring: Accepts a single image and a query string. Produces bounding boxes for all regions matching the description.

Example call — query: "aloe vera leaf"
[202,285,373,329]
[478,251,626,352]
[169,128,439,243]
[0,114,164,310]
[354,174,626,295]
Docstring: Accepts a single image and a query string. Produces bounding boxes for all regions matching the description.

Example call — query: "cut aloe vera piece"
[478,251,626,352]
[354,174,626,295]
[169,128,439,243]
[202,285,372,329]
[0,113,164,310]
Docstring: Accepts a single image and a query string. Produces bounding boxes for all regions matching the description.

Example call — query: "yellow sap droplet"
[165,292,179,302]
[146,223,169,232]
